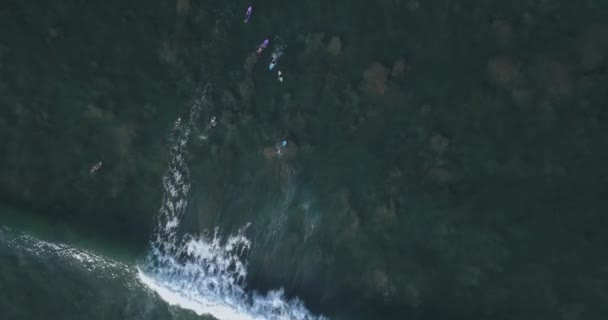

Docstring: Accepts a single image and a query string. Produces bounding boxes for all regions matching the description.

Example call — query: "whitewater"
[137,86,325,320]
[0,85,323,320]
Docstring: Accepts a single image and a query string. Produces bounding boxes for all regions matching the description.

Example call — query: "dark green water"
[1,0,607,319]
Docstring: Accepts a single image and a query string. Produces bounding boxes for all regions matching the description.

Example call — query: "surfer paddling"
[276,140,287,155]
[269,50,282,70]
[256,39,269,55]
[243,6,253,23]
[268,41,285,70]
[89,161,103,174]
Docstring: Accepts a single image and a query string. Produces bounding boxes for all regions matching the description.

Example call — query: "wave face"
[0,226,167,320]
[138,87,325,320]
[0,226,133,281]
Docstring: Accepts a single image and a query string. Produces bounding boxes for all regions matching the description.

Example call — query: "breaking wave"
[138,86,325,320]
[0,226,135,285]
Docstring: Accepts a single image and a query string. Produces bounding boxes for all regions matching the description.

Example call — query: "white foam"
[138,86,326,320]
[138,268,256,320]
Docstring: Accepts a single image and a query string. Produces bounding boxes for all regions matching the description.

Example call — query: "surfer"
[276,140,287,155]
[268,41,285,70]
[269,56,278,70]
[278,70,284,82]
[89,161,103,174]
[243,6,252,23]
[256,39,269,55]
[269,51,282,70]
[207,116,217,130]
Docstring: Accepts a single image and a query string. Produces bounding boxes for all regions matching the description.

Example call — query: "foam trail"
[139,86,325,320]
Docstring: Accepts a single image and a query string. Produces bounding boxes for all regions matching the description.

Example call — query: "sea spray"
[138,86,326,320]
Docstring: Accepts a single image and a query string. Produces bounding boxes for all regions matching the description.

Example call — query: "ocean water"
[1,87,323,320]
[1,1,608,319]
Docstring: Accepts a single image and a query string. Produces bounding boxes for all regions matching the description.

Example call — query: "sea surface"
[1,1,607,319]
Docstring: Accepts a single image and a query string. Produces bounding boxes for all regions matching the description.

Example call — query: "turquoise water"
[1,0,608,319]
